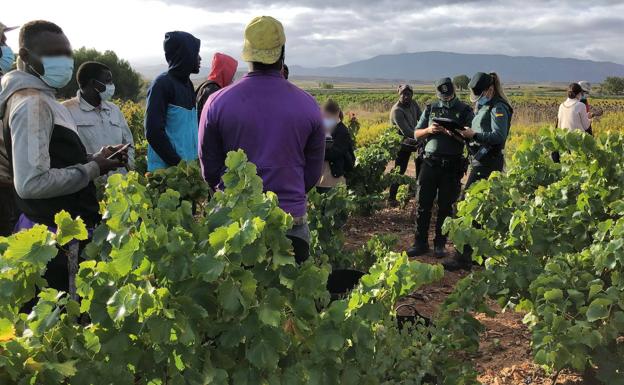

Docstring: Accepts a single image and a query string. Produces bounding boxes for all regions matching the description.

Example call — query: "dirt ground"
[343,194,586,384]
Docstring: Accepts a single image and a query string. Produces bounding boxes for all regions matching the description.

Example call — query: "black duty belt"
[423,153,464,168]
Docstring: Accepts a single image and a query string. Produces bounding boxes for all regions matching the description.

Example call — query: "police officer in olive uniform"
[443,72,514,271]
[407,78,474,258]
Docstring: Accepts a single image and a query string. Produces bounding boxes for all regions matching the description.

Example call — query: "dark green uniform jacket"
[472,97,512,149]
[415,97,474,156]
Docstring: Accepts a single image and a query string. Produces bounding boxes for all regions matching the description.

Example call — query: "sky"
[3,0,624,71]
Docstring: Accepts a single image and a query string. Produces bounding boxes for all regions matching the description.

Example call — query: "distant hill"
[290,51,624,83]
[136,51,624,83]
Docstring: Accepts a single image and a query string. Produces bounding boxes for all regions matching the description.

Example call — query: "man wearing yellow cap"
[199,16,325,264]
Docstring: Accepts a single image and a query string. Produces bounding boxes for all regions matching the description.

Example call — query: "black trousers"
[415,156,463,246]
[287,236,310,264]
[0,186,19,236]
[465,153,505,189]
[389,149,421,201]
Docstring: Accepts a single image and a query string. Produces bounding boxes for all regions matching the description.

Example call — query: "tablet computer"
[432,117,465,133]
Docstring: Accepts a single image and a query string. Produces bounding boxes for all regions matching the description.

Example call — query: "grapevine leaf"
[55,211,88,246]
[587,298,612,322]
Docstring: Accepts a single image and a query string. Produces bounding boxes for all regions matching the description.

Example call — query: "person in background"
[145,31,201,171]
[63,61,135,175]
[444,72,513,271]
[0,20,125,292]
[407,78,474,258]
[0,22,19,236]
[0,22,19,84]
[578,80,593,135]
[388,84,421,205]
[199,16,325,264]
[557,83,591,133]
[282,63,289,80]
[195,52,237,121]
[316,99,355,193]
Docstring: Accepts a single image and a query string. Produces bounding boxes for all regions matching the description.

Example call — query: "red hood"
[207,53,238,88]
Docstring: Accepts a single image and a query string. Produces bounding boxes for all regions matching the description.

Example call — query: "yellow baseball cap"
[0,22,19,35]
[242,16,286,64]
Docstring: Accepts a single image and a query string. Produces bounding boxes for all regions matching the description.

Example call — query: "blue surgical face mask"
[477,94,491,106]
[27,51,74,89]
[94,80,116,101]
[0,45,15,74]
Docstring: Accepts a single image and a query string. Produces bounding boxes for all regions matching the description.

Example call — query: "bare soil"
[343,196,586,385]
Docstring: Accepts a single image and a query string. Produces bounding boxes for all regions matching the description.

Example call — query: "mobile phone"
[107,143,132,160]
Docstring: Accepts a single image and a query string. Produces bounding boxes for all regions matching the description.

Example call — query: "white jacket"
[0,70,99,199]
[558,98,590,132]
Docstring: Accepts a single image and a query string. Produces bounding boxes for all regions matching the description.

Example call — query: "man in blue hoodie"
[145,31,201,171]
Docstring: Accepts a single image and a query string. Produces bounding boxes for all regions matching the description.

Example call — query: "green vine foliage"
[0,150,476,385]
[347,129,403,215]
[443,129,624,383]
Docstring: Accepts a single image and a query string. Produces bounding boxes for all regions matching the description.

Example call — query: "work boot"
[406,242,430,258]
[433,242,446,258]
[442,258,472,272]
[442,248,472,271]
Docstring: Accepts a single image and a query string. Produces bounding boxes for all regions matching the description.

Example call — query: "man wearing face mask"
[0,23,19,87]
[0,22,19,236]
[0,20,125,229]
[0,20,126,292]
[145,31,201,172]
[407,78,474,258]
[63,61,135,175]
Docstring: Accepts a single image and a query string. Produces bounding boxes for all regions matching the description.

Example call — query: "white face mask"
[323,117,337,133]
[95,80,115,101]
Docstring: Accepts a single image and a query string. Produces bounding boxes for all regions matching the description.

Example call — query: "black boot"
[407,241,430,257]
[433,241,446,258]
[442,248,472,271]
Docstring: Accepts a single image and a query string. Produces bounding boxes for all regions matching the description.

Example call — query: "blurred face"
[399,90,413,105]
[440,93,455,102]
[322,109,340,133]
[322,109,340,122]
[19,31,72,75]
[0,32,6,46]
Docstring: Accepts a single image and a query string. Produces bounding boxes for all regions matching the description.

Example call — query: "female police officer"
[443,72,513,271]
[461,72,512,188]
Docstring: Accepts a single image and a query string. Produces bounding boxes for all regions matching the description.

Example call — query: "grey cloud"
[161,0,624,66]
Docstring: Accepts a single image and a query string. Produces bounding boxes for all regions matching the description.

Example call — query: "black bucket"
[327,269,365,300]
[395,303,431,329]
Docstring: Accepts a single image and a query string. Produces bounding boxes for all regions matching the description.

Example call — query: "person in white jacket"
[557,83,591,133]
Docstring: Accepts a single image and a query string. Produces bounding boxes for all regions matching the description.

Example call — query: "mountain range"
[136,51,624,83]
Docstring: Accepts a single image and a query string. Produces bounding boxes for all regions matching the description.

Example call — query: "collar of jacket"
[245,70,283,79]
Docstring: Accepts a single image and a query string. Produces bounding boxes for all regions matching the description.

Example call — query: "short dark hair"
[323,99,341,116]
[567,83,583,99]
[76,61,110,88]
[19,20,64,49]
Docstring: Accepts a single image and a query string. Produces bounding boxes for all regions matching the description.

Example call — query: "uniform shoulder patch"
[493,106,507,118]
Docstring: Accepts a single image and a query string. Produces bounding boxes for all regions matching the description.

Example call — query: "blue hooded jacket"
[145,31,201,171]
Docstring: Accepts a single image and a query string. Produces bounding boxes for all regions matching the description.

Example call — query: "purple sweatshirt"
[198,70,325,217]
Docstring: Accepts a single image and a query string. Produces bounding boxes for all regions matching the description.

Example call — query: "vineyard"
[2,90,624,384]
